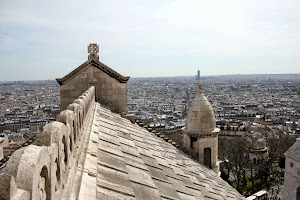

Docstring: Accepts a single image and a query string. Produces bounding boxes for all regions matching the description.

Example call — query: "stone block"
[124,114,136,124]
[93,72,101,80]
[57,110,76,156]
[0,174,30,200]
[0,174,16,200]
[105,77,115,84]
[119,83,126,89]
[106,89,112,96]
[2,145,51,200]
[119,87,127,95]
[60,84,76,90]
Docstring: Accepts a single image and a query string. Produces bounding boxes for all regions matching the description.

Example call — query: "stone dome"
[185,81,216,132]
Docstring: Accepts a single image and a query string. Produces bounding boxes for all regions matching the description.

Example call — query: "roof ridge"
[56,59,129,85]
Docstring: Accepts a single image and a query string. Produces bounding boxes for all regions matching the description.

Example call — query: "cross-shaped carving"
[88,43,99,54]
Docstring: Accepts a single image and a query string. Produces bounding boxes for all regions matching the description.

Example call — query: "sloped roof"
[78,103,246,199]
[56,59,130,85]
[285,138,300,161]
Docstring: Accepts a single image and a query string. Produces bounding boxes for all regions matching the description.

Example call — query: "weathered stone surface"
[73,105,245,200]
[57,49,129,114]
[0,86,96,200]
[2,145,51,200]
[0,174,30,200]
[183,81,220,174]
[185,81,216,132]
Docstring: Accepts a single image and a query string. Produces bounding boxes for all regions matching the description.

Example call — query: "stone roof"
[78,103,245,199]
[185,81,216,133]
[0,86,245,200]
[285,138,300,161]
[56,59,130,85]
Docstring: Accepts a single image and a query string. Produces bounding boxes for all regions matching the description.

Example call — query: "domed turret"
[185,81,216,132]
[183,80,220,174]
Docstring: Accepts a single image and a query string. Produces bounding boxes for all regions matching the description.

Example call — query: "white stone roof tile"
[86,103,246,199]
[177,191,197,200]
[130,181,161,200]
[97,165,133,196]
[97,185,135,200]
[127,165,157,189]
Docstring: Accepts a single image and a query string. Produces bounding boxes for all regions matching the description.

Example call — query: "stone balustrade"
[0,86,96,200]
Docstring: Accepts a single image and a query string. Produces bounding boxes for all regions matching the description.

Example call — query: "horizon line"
[1,73,300,82]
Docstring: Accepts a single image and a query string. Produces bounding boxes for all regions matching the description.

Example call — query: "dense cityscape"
[1,0,299,198]
[127,74,300,197]
[0,80,60,156]
[0,74,299,198]
[128,74,300,136]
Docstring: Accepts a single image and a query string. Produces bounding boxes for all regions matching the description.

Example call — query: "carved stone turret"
[183,81,220,174]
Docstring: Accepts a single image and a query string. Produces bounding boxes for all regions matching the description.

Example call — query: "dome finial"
[198,80,203,93]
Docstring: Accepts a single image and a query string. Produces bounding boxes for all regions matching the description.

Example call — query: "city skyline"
[0,0,300,81]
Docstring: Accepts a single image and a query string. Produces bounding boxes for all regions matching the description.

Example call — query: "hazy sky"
[0,0,300,81]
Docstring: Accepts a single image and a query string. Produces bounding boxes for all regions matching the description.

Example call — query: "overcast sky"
[0,0,300,81]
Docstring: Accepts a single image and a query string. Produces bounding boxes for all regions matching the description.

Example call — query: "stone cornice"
[56,59,130,85]
[184,128,220,138]
[184,128,220,134]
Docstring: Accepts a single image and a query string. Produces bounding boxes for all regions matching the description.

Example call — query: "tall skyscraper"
[197,70,200,80]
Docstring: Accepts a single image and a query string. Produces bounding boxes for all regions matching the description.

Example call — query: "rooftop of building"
[0,86,245,200]
[77,103,244,200]
[285,137,300,161]
[56,44,129,86]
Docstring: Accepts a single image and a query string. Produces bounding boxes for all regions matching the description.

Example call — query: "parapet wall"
[0,86,96,200]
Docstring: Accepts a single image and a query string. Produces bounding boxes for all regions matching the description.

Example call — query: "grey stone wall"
[183,133,219,174]
[93,67,127,114]
[60,66,127,115]
[283,169,300,200]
